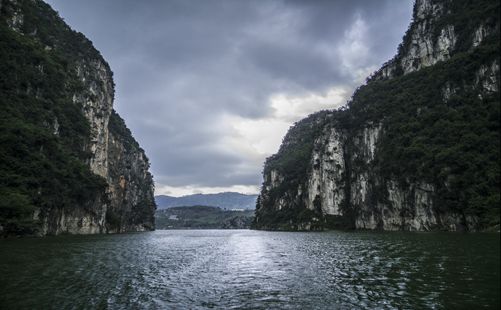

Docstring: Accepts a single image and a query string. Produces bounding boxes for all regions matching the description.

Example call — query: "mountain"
[155,206,254,229]
[253,0,500,231]
[0,0,155,236]
[155,192,258,210]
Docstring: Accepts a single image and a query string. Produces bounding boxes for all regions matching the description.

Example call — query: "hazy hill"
[155,192,258,210]
[155,206,254,229]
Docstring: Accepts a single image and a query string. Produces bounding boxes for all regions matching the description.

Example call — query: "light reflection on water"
[0,230,499,309]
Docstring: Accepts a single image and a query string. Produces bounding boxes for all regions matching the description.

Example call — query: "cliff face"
[254,0,500,231]
[106,111,155,233]
[0,0,155,236]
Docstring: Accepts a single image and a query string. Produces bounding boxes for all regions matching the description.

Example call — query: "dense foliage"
[266,112,331,178]
[1,0,156,236]
[0,25,109,235]
[351,35,500,227]
[0,1,111,235]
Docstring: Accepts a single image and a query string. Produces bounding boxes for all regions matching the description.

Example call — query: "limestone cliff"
[254,0,500,231]
[0,0,155,236]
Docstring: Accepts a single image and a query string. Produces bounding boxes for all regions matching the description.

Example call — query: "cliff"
[254,0,500,231]
[0,0,155,236]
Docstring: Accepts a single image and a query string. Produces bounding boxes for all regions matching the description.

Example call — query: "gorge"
[1,0,499,236]
[0,0,499,308]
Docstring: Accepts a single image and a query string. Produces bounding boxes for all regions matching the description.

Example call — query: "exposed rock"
[374,0,501,83]
[73,59,114,178]
[441,81,457,101]
[475,59,500,95]
[473,25,488,47]
[4,0,23,33]
[306,127,346,215]
[106,111,156,233]
[254,0,500,232]
[0,0,155,236]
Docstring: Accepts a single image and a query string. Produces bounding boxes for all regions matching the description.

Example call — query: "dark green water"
[0,230,499,309]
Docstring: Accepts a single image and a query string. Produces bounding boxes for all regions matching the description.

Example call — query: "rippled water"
[0,230,499,309]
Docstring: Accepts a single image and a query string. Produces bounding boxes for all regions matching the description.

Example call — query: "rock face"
[377,0,457,78]
[254,0,500,231]
[106,111,155,233]
[375,0,500,80]
[0,0,155,236]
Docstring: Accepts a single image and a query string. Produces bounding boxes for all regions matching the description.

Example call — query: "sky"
[45,0,414,197]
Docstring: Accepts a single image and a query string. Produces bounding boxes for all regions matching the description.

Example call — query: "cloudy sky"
[45,0,413,197]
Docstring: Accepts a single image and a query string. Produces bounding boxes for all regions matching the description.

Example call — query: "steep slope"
[254,0,500,231]
[155,192,258,210]
[0,0,155,236]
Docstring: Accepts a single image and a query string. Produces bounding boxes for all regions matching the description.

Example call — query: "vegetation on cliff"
[0,0,154,236]
[0,5,107,234]
[254,0,500,231]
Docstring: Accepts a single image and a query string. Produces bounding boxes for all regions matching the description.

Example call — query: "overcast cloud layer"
[45,0,413,196]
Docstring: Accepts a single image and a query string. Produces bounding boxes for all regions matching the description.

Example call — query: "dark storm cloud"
[45,0,413,194]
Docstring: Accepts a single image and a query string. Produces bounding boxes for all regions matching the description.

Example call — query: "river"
[0,230,499,309]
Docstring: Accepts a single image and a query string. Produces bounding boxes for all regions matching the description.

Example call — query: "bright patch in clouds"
[221,86,349,158]
[45,0,414,197]
[338,15,379,83]
[197,86,350,197]
[223,116,290,156]
[271,87,349,122]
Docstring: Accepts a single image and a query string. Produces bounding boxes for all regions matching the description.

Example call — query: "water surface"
[0,230,499,309]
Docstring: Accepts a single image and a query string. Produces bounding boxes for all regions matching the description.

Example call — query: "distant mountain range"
[155,192,258,210]
[156,206,254,229]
